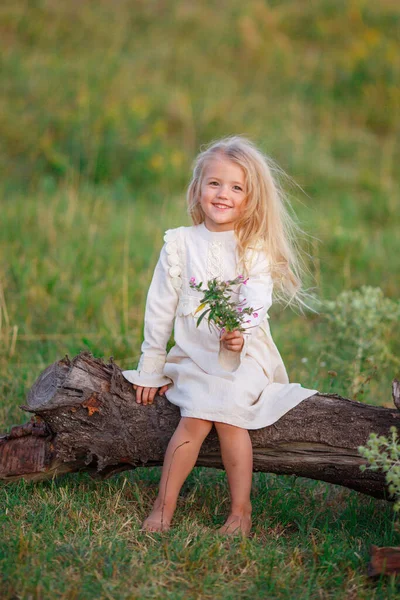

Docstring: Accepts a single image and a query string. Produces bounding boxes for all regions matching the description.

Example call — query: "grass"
[1,471,399,599]
[1,0,400,597]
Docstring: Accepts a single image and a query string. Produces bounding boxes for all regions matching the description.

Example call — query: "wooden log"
[0,352,398,502]
[368,545,400,577]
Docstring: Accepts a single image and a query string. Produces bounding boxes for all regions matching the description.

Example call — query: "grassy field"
[1,0,400,597]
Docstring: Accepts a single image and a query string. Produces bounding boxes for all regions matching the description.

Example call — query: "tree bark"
[1,352,398,502]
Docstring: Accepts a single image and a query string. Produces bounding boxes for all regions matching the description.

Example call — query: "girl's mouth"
[213,204,231,210]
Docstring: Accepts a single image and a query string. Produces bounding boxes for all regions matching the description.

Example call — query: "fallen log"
[0,352,398,503]
[368,545,400,577]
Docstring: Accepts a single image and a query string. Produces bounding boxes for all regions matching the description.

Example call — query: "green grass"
[1,471,399,599]
[1,0,400,597]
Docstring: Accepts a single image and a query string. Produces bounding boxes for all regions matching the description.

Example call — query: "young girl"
[122,136,318,536]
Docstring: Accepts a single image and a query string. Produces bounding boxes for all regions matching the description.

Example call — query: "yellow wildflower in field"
[105,104,118,121]
[150,154,164,171]
[130,96,150,119]
[137,132,152,146]
[170,151,184,168]
[152,119,167,136]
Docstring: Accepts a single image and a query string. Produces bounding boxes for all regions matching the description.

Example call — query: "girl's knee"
[180,417,213,437]
[214,421,250,439]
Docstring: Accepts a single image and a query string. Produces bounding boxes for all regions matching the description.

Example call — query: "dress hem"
[178,384,318,430]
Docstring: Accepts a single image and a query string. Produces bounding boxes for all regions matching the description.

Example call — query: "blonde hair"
[186,135,314,311]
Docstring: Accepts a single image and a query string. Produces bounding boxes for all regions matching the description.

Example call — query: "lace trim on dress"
[207,241,223,281]
[176,294,199,316]
[164,229,183,290]
[138,354,166,374]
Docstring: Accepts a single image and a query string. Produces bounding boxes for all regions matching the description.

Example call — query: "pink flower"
[238,274,244,279]
[190,277,196,284]
[246,319,251,323]
[237,307,242,312]
[253,312,258,318]
[220,327,226,335]
[243,278,249,285]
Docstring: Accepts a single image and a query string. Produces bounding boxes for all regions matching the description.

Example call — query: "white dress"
[122,222,318,429]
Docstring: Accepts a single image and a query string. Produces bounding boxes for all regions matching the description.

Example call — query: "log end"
[368,545,400,577]
[392,380,400,411]
[26,357,71,410]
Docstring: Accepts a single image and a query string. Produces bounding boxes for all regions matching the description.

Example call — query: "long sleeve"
[122,238,180,387]
[238,250,273,349]
[219,250,273,372]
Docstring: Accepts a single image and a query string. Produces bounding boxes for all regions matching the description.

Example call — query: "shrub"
[359,427,400,511]
[322,286,400,398]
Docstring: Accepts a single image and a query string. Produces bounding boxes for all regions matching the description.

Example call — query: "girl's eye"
[209,181,219,186]
[234,185,243,191]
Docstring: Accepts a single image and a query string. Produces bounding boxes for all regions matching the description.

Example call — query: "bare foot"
[140,499,174,533]
[141,514,171,532]
[217,512,252,537]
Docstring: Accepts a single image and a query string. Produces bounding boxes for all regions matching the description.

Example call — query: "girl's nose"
[218,185,229,198]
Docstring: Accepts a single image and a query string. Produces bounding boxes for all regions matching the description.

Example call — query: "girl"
[122,136,318,536]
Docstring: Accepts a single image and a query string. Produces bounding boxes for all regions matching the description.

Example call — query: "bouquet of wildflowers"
[189,275,261,335]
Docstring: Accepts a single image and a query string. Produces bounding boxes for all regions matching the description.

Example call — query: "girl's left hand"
[220,330,244,353]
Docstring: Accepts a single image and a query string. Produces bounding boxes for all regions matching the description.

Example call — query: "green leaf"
[196,308,211,327]
[208,309,215,332]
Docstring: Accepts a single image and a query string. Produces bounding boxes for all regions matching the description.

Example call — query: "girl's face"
[199,155,247,232]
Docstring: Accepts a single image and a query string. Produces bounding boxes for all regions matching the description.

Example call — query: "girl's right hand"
[133,384,169,405]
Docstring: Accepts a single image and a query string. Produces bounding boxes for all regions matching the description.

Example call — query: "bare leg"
[141,417,213,532]
[214,421,253,537]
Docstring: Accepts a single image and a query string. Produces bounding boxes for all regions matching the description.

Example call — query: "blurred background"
[1,0,399,423]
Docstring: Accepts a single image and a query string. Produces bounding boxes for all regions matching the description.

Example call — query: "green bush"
[359,427,400,511]
[321,286,400,399]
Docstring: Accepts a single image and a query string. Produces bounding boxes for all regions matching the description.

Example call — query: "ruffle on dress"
[164,228,202,317]
[164,229,183,290]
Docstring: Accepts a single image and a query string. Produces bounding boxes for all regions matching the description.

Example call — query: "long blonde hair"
[186,135,314,311]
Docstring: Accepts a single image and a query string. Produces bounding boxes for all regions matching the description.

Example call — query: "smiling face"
[199,154,247,232]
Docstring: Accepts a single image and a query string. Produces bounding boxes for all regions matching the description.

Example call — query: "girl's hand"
[220,330,244,353]
[133,384,169,405]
